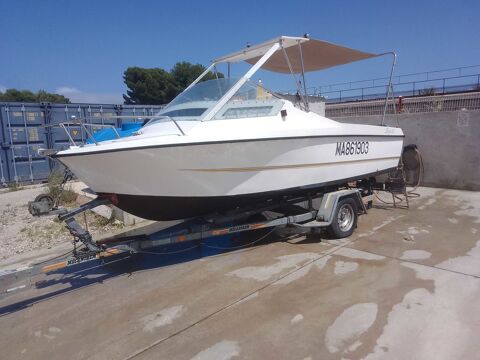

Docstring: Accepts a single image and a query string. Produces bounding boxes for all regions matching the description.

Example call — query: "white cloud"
[55,86,123,104]
[56,86,79,93]
[0,84,6,93]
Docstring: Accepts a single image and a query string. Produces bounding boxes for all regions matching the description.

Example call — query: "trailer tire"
[327,198,357,239]
[28,194,55,216]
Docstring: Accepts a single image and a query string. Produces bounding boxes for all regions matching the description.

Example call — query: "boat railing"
[54,115,186,147]
[139,116,186,136]
[95,114,186,137]
[55,119,121,146]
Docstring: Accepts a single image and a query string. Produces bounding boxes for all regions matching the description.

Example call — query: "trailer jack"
[57,197,111,252]
[29,194,111,253]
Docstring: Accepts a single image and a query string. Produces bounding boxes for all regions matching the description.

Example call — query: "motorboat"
[51,35,404,220]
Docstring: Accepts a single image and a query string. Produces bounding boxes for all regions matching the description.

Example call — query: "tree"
[0,89,70,103]
[35,90,71,103]
[122,67,178,105]
[170,61,219,90]
[123,62,223,105]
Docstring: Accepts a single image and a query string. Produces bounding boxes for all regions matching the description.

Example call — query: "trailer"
[0,183,377,297]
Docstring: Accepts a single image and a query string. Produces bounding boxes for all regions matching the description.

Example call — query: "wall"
[333,110,480,190]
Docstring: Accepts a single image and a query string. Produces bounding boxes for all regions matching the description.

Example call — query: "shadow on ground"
[0,227,294,316]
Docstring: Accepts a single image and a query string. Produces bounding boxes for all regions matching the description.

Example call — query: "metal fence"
[0,102,163,185]
[281,65,480,103]
[325,91,480,118]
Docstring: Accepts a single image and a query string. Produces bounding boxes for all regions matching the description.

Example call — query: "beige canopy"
[214,36,379,74]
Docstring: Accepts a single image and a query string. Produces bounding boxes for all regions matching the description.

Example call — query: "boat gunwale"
[52,133,405,158]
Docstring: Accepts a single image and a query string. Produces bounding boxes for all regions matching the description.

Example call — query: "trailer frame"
[1,187,369,297]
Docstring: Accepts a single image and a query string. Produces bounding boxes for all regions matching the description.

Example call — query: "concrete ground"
[0,187,479,360]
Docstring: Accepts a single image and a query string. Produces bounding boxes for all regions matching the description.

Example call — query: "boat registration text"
[335,141,369,156]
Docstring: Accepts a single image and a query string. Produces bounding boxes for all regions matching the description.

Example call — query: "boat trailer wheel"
[328,198,358,238]
[28,194,55,216]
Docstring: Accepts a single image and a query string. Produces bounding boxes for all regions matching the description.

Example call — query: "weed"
[7,182,22,192]
[45,170,77,206]
[76,210,124,230]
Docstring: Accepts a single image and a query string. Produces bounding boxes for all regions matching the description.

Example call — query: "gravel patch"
[0,185,123,260]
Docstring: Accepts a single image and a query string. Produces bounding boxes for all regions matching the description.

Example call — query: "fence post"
[0,105,6,185]
[21,104,34,182]
[398,96,403,113]
[100,105,104,125]
[41,102,55,173]
[78,106,84,143]
[114,104,123,128]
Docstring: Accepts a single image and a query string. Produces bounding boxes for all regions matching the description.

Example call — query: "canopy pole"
[213,64,223,95]
[297,41,309,111]
[281,42,308,111]
[183,62,216,92]
[381,52,397,125]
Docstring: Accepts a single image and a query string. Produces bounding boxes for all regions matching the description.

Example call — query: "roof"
[214,36,380,74]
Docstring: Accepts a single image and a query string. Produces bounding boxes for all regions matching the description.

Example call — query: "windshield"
[168,78,238,106]
[213,80,284,120]
[156,78,239,120]
[154,77,283,122]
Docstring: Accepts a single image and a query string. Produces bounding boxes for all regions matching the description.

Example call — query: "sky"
[0,0,478,103]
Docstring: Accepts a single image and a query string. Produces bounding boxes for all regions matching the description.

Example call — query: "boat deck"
[1,187,479,359]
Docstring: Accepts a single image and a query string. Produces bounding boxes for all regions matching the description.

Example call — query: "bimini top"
[214,35,380,74]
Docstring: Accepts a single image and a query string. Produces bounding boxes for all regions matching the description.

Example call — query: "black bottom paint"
[99,168,396,221]
[108,192,279,221]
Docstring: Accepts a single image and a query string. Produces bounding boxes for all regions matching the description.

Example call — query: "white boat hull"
[56,134,403,220]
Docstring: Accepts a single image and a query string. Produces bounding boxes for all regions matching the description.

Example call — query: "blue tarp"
[86,122,143,144]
